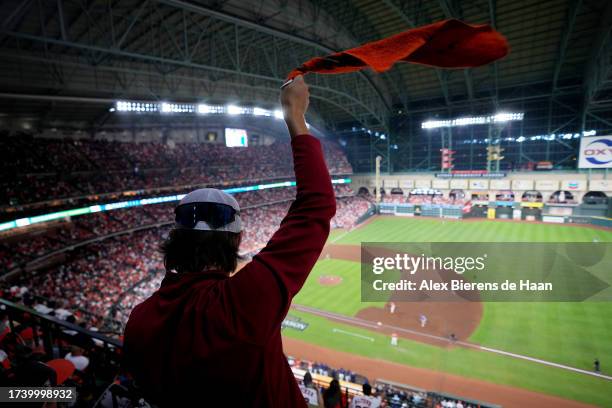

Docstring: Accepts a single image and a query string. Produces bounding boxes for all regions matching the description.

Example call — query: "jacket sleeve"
[222,134,336,343]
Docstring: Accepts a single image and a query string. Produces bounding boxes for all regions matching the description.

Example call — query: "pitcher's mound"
[319,275,343,286]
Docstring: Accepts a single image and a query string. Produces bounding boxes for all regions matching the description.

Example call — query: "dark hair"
[303,371,313,387]
[161,228,242,274]
[362,383,371,396]
[323,379,341,407]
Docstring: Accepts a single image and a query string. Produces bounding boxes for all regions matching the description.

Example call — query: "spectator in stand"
[301,371,324,407]
[64,345,89,371]
[0,311,9,341]
[123,75,336,407]
[323,379,344,408]
[350,383,381,408]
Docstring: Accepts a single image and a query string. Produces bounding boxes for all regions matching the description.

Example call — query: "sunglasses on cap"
[175,202,240,230]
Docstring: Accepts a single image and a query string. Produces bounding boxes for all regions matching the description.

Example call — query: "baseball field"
[283,216,612,407]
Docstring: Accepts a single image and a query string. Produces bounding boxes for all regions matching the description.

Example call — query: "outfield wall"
[376,202,612,228]
[352,171,611,204]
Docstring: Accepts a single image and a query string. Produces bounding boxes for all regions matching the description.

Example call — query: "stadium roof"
[0,0,610,132]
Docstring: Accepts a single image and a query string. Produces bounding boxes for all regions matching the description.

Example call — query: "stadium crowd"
[379,194,466,205]
[1,132,352,207]
[0,185,366,272]
[287,357,482,408]
[0,303,122,406]
[6,228,165,329]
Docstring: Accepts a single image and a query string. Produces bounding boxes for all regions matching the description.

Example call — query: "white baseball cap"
[175,188,242,233]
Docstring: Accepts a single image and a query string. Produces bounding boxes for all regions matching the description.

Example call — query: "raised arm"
[223,76,336,342]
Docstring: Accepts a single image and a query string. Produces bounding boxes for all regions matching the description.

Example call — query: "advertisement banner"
[432,179,449,189]
[384,179,399,188]
[535,180,559,191]
[400,180,415,188]
[578,135,612,168]
[415,179,431,188]
[469,179,489,190]
[512,180,533,190]
[490,179,511,190]
[589,179,612,192]
[450,179,469,189]
[561,180,586,191]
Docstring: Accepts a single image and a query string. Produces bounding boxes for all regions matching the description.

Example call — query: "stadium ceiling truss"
[0,0,392,132]
[582,0,612,127]
[0,0,611,172]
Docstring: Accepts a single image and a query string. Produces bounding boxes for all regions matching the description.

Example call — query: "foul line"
[293,304,612,381]
[477,346,612,379]
[332,328,375,342]
[328,230,350,244]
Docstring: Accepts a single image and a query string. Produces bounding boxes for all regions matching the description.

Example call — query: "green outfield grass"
[293,259,385,315]
[288,217,612,405]
[335,217,612,244]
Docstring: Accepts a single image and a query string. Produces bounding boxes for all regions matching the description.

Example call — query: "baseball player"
[419,314,427,328]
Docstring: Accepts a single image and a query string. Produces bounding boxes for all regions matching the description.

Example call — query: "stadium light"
[115,99,294,122]
[160,103,172,113]
[421,112,524,129]
[227,105,244,115]
[116,101,156,112]
[160,103,194,114]
[493,112,524,122]
[459,129,596,145]
[253,107,272,117]
[197,104,212,114]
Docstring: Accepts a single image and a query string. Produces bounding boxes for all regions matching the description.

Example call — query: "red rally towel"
[286,19,508,80]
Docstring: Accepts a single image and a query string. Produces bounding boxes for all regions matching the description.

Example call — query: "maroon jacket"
[123,134,336,407]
